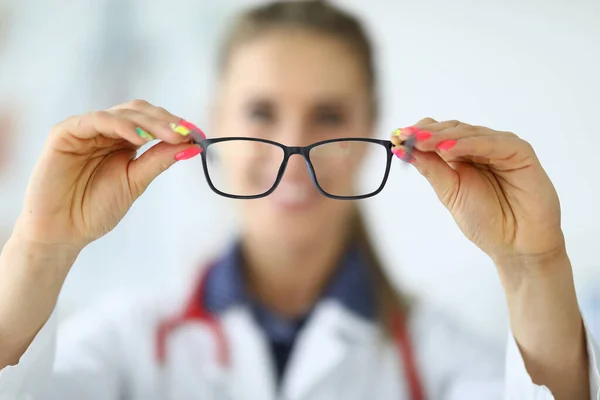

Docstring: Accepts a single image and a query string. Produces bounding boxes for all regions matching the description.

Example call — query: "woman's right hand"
[12,100,201,250]
[1,100,202,368]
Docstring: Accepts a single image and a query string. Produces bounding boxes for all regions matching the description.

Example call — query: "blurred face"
[212,29,373,243]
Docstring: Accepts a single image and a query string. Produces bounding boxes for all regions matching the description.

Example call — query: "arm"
[391,118,598,399]
[0,237,67,399]
[498,251,593,399]
[0,237,128,400]
[0,237,135,400]
[0,99,199,398]
[0,237,78,369]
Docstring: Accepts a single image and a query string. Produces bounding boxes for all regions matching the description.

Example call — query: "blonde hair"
[217,0,405,334]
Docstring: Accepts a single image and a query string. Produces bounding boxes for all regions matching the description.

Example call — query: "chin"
[262,226,322,250]
[244,200,347,248]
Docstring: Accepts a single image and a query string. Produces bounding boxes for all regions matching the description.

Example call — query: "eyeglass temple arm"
[189,130,207,144]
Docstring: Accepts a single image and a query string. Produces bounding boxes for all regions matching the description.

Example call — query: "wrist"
[3,234,82,276]
[12,214,87,253]
[493,246,570,286]
[495,246,583,357]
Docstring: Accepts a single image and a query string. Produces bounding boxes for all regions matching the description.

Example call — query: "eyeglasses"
[188,132,405,200]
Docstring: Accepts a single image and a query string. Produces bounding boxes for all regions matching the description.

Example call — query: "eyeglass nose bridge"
[285,146,308,156]
[278,145,319,187]
[282,145,314,168]
[280,145,313,169]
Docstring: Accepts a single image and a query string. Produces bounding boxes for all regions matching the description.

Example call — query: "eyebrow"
[312,100,350,111]
[244,97,273,108]
[242,94,353,110]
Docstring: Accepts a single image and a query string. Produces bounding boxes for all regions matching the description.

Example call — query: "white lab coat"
[0,285,599,400]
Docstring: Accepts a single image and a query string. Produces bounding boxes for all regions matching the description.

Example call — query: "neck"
[241,218,353,319]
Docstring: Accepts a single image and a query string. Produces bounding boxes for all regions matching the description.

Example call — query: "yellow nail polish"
[170,123,191,136]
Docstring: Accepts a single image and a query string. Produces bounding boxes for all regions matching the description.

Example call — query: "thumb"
[128,142,202,197]
[410,149,459,207]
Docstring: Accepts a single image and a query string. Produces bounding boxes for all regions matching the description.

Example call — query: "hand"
[13,100,201,249]
[391,118,565,266]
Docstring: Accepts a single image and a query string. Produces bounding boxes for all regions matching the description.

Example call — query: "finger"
[409,149,459,207]
[390,130,419,162]
[405,119,462,135]
[128,142,203,197]
[142,106,206,139]
[413,117,439,128]
[111,100,207,140]
[110,109,192,144]
[391,144,414,163]
[396,120,514,153]
[55,110,190,149]
[391,118,441,143]
[412,124,479,152]
[55,111,154,147]
[435,134,537,171]
[110,99,179,124]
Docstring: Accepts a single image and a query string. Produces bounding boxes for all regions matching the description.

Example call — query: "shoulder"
[55,283,192,361]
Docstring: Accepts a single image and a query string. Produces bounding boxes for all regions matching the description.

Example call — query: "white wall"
[1,0,599,344]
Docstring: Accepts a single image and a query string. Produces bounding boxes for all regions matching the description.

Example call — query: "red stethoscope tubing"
[156,264,425,400]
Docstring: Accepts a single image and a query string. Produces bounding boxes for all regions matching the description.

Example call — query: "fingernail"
[392,147,415,163]
[392,126,427,140]
[180,120,205,138]
[415,131,432,141]
[136,127,154,141]
[170,122,191,136]
[175,147,202,161]
[436,140,457,151]
[392,127,414,137]
[392,148,406,159]
[170,119,206,139]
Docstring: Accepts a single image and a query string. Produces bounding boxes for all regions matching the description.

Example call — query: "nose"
[271,115,316,183]
[276,115,313,147]
[282,152,311,182]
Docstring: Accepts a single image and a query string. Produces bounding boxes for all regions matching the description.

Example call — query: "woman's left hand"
[391,118,565,267]
[392,119,592,399]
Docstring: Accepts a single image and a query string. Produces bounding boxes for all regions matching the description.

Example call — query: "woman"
[0,1,597,399]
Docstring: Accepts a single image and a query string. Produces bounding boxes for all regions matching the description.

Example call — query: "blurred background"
[0,0,599,347]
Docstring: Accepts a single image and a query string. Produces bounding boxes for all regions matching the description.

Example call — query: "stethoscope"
[155,263,425,400]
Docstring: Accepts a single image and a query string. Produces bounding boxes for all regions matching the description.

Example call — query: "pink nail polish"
[415,131,432,141]
[179,119,206,139]
[175,147,202,161]
[436,140,457,151]
[392,148,406,159]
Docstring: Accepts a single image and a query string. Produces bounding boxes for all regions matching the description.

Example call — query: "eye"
[246,101,274,124]
[316,111,344,125]
[313,104,347,127]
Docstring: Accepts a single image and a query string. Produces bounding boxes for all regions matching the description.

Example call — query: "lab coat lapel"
[222,307,278,400]
[162,307,277,400]
[163,322,230,399]
[281,300,376,400]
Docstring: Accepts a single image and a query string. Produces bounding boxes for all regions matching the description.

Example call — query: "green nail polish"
[136,127,154,140]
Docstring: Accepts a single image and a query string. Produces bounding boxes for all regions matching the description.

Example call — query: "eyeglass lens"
[204,139,388,198]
